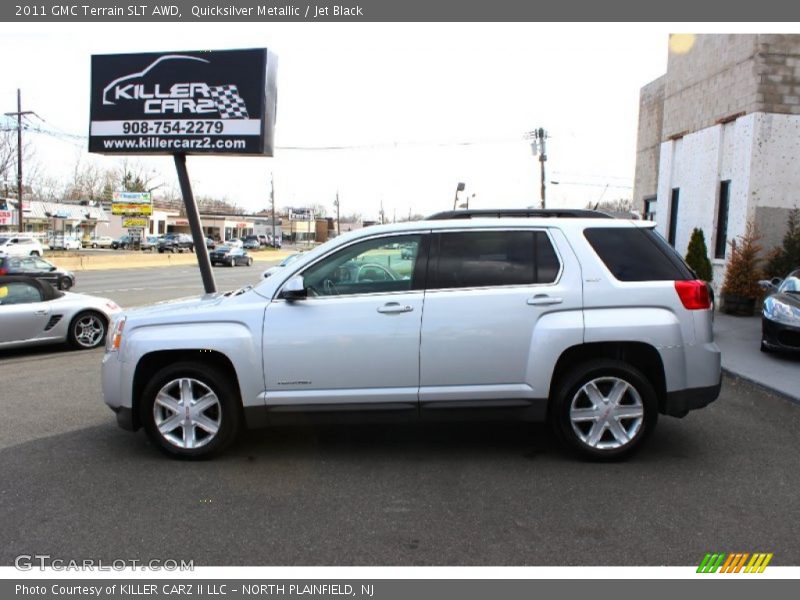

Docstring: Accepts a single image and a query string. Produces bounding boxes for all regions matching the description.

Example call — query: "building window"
[644,196,657,221]
[668,188,680,247]
[715,180,731,259]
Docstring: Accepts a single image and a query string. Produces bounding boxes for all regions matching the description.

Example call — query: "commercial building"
[634,34,800,288]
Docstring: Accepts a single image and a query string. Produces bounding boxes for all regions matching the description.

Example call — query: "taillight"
[675,280,711,310]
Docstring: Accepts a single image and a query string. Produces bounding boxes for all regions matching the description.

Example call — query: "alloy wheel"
[569,376,644,450]
[72,313,105,348]
[153,378,222,449]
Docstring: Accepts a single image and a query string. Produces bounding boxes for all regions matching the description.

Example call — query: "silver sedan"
[0,276,122,351]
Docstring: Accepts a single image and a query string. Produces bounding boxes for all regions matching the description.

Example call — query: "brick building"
[634,34,800,288]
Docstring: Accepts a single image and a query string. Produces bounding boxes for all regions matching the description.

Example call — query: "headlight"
[763,297,800,326]
[106,316,126,352]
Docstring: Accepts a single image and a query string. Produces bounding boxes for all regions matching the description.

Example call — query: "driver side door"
[262,233,428,411]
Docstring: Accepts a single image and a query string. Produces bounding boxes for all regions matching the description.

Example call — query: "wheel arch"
[131,349,244,431]
[549,342,667,414]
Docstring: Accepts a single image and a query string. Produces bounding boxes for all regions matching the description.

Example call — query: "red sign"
[0,209,13,225]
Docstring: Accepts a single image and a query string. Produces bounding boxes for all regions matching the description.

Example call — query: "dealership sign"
[122,217,149,228]
[0,209,13,225]
[89,48,278,156]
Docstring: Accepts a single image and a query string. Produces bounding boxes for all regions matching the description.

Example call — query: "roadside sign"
[112,191,152,216]
[122,217,149,228]
[0,210,13,225]
[89,48,278,156]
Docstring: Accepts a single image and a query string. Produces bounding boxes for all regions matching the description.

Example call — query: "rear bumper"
[663,380,722,417]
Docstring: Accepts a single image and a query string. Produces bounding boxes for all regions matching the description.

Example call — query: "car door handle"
[34,310,49,315]
[527,295,563,306]
[377,302,413,314]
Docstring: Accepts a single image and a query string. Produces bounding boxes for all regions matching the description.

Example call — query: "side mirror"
[280,275,307,300]
[772,277,783,287]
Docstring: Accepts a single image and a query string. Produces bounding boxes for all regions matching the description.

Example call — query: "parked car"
[224,238,244,248]
[0,256,76,290]
[102,210,721,459]
[48,237,81,251]
[262,253,304,278]
[0,236,44,257]
[0,276,120,350]
[242,236,261,250]
[209,246,254,267]
[87,236,114,249]
[111,235,133,250]
[157,233,194,253]
[140,235,159,251]
[761,269,800,353]
[257,235,269,246]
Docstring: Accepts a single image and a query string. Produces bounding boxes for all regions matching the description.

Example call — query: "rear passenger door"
[419,228,583,409]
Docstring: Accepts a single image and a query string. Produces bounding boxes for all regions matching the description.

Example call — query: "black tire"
[549,359,658,460]
[229,257,236,267]
[140,362,241,459]
[67,310,108,350]
[58,277,72,291]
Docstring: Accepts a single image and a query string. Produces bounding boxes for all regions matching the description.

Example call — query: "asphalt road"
[1,266,799,566]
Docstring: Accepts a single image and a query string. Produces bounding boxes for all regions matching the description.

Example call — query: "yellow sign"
[112,203,153,216]
[123,217,149,228]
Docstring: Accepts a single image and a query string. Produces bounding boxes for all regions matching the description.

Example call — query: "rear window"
[584,227,694,282]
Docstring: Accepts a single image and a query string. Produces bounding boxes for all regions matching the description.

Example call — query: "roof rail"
[424,209,613,220]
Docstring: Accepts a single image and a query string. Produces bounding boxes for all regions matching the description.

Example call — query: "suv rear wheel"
[550,359,657,460]
[140,363,241,459]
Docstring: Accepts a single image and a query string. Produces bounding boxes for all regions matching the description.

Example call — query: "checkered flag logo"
[209,84,249,119]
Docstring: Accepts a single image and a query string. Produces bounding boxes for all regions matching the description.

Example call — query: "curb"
[721,367,800,407]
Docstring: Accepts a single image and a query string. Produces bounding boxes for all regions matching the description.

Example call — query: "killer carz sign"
[89,48,277,156]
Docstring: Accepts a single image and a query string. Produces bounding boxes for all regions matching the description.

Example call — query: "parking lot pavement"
[714,313,800,402]
[0,350,798,566]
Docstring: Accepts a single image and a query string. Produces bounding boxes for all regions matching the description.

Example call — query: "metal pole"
[538,127,547,210]
[335,191,340,236]
[16,90,23,232]
[173,154,216,294]
[270,173,276,247]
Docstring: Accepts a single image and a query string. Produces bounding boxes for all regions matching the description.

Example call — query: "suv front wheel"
[550,359,657,460]
[140,363,241,459]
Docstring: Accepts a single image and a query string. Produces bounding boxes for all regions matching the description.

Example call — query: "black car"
[157,233,194,253]
[0,255,76,290]
[761,269,800,353]
[111,235,132,250]
[209,246,253,267]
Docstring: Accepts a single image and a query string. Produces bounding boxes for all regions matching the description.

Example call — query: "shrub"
[721,221,763,301]
[765,207,800,277]
[684,228,713,282]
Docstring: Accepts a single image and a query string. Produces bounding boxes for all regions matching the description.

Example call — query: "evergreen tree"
[765,208,800,277]
[685,228,713,282]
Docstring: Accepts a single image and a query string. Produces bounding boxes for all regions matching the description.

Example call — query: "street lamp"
[453,182,465,210]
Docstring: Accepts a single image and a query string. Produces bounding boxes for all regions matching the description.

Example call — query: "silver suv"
[102,211,721,459]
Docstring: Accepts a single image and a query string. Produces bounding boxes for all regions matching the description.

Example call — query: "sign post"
[89,48,278,293]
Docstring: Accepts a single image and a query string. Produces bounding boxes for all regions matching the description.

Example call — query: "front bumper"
[762,316,800,352]
[663,380,722,417]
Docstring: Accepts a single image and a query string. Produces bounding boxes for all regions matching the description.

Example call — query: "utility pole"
[4,90,36,232]
[525,128,548,209]
[269,172,276,247]
[334,190,340,236]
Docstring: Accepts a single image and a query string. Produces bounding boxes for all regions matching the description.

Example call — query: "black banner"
[89,48,277,156]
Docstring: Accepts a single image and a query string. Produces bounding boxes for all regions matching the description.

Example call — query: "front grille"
[44,315,63,331]
[778,329,800,348]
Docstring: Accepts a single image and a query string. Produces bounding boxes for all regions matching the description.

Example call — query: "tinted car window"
[584,227,694,282]
[433,230,559,289]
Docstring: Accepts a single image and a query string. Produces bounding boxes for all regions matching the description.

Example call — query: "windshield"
[0,237,8,245]
[779,272,800,293]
